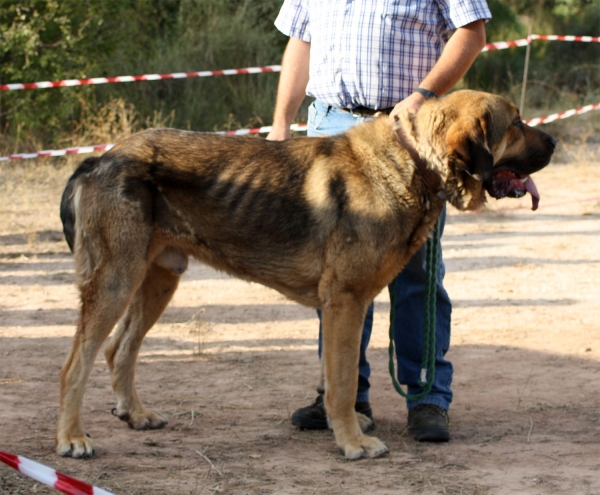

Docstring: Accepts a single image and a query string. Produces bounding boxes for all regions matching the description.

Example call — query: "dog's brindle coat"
[57,91,555,459]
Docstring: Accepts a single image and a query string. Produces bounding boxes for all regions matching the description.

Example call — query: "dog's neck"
[393,119,446,201]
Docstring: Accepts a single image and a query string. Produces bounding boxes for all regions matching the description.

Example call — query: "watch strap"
[415,87,439,99]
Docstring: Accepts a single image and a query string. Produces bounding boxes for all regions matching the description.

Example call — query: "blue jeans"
[310,100,453,410]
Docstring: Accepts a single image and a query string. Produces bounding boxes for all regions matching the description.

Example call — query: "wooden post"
[520,25,533,117]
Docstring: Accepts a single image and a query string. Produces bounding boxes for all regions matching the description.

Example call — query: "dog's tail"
[60,157,101,252]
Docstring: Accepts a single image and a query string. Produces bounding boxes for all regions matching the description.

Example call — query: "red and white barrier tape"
[0,144,114,161]
[530,34,600,42]
[0,65,281,92]
[0,124,306,161]
[0,451,115,495]
[525,102,600,127]
[216,122,308,136]
[0,104,597,162]
[0,34,598,91]
[481,38,530,51]
[481,34,599,51]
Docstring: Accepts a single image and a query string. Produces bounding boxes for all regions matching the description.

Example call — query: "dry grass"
[68,97,176,149]
[68,97,139,148]
[0,97,178,219]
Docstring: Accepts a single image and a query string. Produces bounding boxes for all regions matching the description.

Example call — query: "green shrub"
[0,0,597,152]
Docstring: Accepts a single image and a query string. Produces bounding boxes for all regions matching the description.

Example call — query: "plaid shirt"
[275,0,491,110]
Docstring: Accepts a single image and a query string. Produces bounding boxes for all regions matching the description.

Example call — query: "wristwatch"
[415,87,439,99]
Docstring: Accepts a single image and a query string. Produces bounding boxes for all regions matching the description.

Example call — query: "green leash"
[388,222,439,400]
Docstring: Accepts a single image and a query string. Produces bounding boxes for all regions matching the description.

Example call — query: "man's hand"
[266,127,292,141]
[389,91,427,122]
[389,91,427,144]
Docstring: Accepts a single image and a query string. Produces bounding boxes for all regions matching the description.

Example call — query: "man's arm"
[390,19,487,120]
[266,37,311,141]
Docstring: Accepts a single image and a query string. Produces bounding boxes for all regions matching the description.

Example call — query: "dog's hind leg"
[56,258,148,458]
[104,261,183,431]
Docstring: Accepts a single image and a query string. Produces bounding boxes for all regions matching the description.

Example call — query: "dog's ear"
[446,117,494,182]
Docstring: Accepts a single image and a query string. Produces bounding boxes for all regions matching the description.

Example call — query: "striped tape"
[481,34,600,51]
[0,34,598,91]
[0,124,308,161]
[216,123,308,136]
[525,102,600,127]
[531,35,600,42]
[0,451,115,495]
[0,144,114,161]
[481,38,530,51]
[0,65,281,91]
[1,100,597,162]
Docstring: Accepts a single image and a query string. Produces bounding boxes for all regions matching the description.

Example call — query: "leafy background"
[0,0,598,153]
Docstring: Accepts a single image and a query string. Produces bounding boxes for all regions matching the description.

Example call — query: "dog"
[57,90,556,459]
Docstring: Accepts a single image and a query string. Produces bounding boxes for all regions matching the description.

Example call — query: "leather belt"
[341,106,395,117]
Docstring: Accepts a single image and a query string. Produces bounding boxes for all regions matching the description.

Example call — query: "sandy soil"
[0,141,599,494]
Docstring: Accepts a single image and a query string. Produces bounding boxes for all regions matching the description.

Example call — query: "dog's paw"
[56,434,94,458]
[341,435,388,460]
[126,409,168,430]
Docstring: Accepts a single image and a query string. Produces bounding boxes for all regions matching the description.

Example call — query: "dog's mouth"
[485,171,540,211]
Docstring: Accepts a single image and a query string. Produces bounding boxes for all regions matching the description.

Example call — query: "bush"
[466,0,600,114]
[0,0,597,153]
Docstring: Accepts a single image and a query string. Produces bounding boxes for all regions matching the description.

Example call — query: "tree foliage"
[0,0,181,141]
[0,0,597,148]
[466,0,600,108]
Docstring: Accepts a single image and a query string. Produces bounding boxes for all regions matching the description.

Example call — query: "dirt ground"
[0,136,599,494]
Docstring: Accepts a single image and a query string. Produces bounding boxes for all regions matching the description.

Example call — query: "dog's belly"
[152,240,323,309]
[195,244,323,307]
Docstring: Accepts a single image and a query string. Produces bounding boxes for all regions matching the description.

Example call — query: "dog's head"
[401,90,556,211]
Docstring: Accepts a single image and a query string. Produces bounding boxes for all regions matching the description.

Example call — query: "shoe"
[407,404,450,442]
[291,394,374,430]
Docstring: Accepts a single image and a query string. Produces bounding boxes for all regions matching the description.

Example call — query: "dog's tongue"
[492,171,541,211]
[524,175,540,211]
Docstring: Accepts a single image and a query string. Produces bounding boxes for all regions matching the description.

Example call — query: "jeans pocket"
[308,101,327,133]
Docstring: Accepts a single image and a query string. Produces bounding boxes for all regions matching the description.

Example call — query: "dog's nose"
[550,136,558,148]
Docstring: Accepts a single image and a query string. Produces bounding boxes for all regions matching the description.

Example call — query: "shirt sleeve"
[274,0,311,42]
[437,0,492,30]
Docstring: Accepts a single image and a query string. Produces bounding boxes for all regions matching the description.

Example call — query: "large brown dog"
[57,90,555,459]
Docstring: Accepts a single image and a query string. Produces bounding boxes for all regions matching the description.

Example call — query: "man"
[267,0,490,441]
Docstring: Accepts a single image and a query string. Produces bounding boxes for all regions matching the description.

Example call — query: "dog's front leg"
[321,293,388,459]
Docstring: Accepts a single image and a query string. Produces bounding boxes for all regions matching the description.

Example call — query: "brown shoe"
[407,404,449,442]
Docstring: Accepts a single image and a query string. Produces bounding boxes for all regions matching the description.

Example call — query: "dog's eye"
[513,118,523,129]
